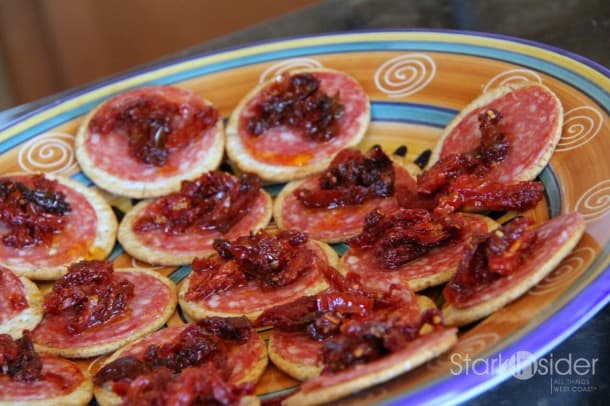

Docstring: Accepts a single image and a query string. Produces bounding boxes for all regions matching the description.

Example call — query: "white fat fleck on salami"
[279,164,412,241]
[134,191,269,253]
[32,271,172,348]
[237,71,368,166]
[341,215,493,288]
[0,177,98,268]
[440,86,560,182]
[84,87,218,181]
[195,243,327,313]
[0,354,84,401]
[0,267,27,323]
[273,330,321,367]
[456,213,583,308]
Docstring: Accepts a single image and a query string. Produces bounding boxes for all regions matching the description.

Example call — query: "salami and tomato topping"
[295,146,395,209]
[443,216,537,304]
[0,175,71,249]
[133,171,262,234]
[186,230,316,300]
[0,330,42,382]
[258,269,441,373]
[94,317,256,404]
[88,91,219,166]
[42,260,134,335]
[247,72,344,142]
[348,208,464,269]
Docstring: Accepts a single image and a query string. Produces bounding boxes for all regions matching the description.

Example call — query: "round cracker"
[283,328,458,406]
[0,274,43,339]
[226,68,370,183]
[34,269,177,358]
[75,91,224,199]
[0,355,93,406]
[118,190,272,266]
[443,215,585,326]
[93,324,267,406]
[179,241,338,322]
[427,83,563,182]
[0,173,117,281]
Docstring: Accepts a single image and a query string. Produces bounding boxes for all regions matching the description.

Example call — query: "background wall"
[0,0,320,109]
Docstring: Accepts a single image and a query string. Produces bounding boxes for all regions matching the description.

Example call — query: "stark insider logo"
[450,351,598,380]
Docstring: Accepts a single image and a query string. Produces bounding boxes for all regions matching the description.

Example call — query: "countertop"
[1,0,608,404]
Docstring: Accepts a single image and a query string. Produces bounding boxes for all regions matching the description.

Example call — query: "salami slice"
[93,322,267,406]
[179,240,338,321]
[268,331,323,381]
[428,83,563,182]
[32,269,177,358]
[283,328,457,406]
[75,86,224,198]
[0,353,92,405]
[226,68,370,182]
[274,160,422,243]
[0,267,43,338]
[118,172,272,266]
[339,214,498,292]
[0,173,117,280]
[442,212,585,326]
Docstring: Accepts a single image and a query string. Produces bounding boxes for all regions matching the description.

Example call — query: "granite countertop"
[0,0,608,403]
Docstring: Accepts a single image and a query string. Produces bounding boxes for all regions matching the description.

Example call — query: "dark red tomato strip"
[0,331,42,382]
[43,260,134,335]
[296,146,395,209]
[0,175,71,249]
[443,216,537,304]
[247,72,344,142]
[89,92,218,166]
[134,171,262,234]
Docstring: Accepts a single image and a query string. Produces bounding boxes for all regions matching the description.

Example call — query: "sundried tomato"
[88,93,218,166]
[444,216,538,304]
[133,171,262,234]
[43,260,134,335]
[296,146,395,209]
[0,331,42,382]
[247,72,344,142]
[0,175,71,248]
[348,208,463,269]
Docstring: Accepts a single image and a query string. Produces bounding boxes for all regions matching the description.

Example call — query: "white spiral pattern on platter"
[573,179,610,222]
[529,247,595,296]
[556,106,603,152]
[17,132,78,174]
[374,53,436,97]
[482,68,542,93]
[259,58,323,83]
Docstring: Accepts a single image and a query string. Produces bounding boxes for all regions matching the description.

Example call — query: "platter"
[0,30,608,404]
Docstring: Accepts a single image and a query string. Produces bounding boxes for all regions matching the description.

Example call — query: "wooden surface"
[0,0,320,106]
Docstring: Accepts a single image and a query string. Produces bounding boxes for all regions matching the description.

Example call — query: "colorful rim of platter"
[0,30,608,404]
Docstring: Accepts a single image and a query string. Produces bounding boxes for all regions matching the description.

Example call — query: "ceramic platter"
[0,30,608,404]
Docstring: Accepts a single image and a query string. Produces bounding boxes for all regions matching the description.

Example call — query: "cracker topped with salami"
[226,68,370,182]
[0,267,43,339]
[118,170,272,266]
[274,146,431,243]
[76,86,224,198]
[0,173,117,280]
[256,269,457,405]
[93,317,266,406]
[178,229,338,321]
[339,209,498,292]
[32,260,177,358]
[0,331,93,406]
[442,212,585,326]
